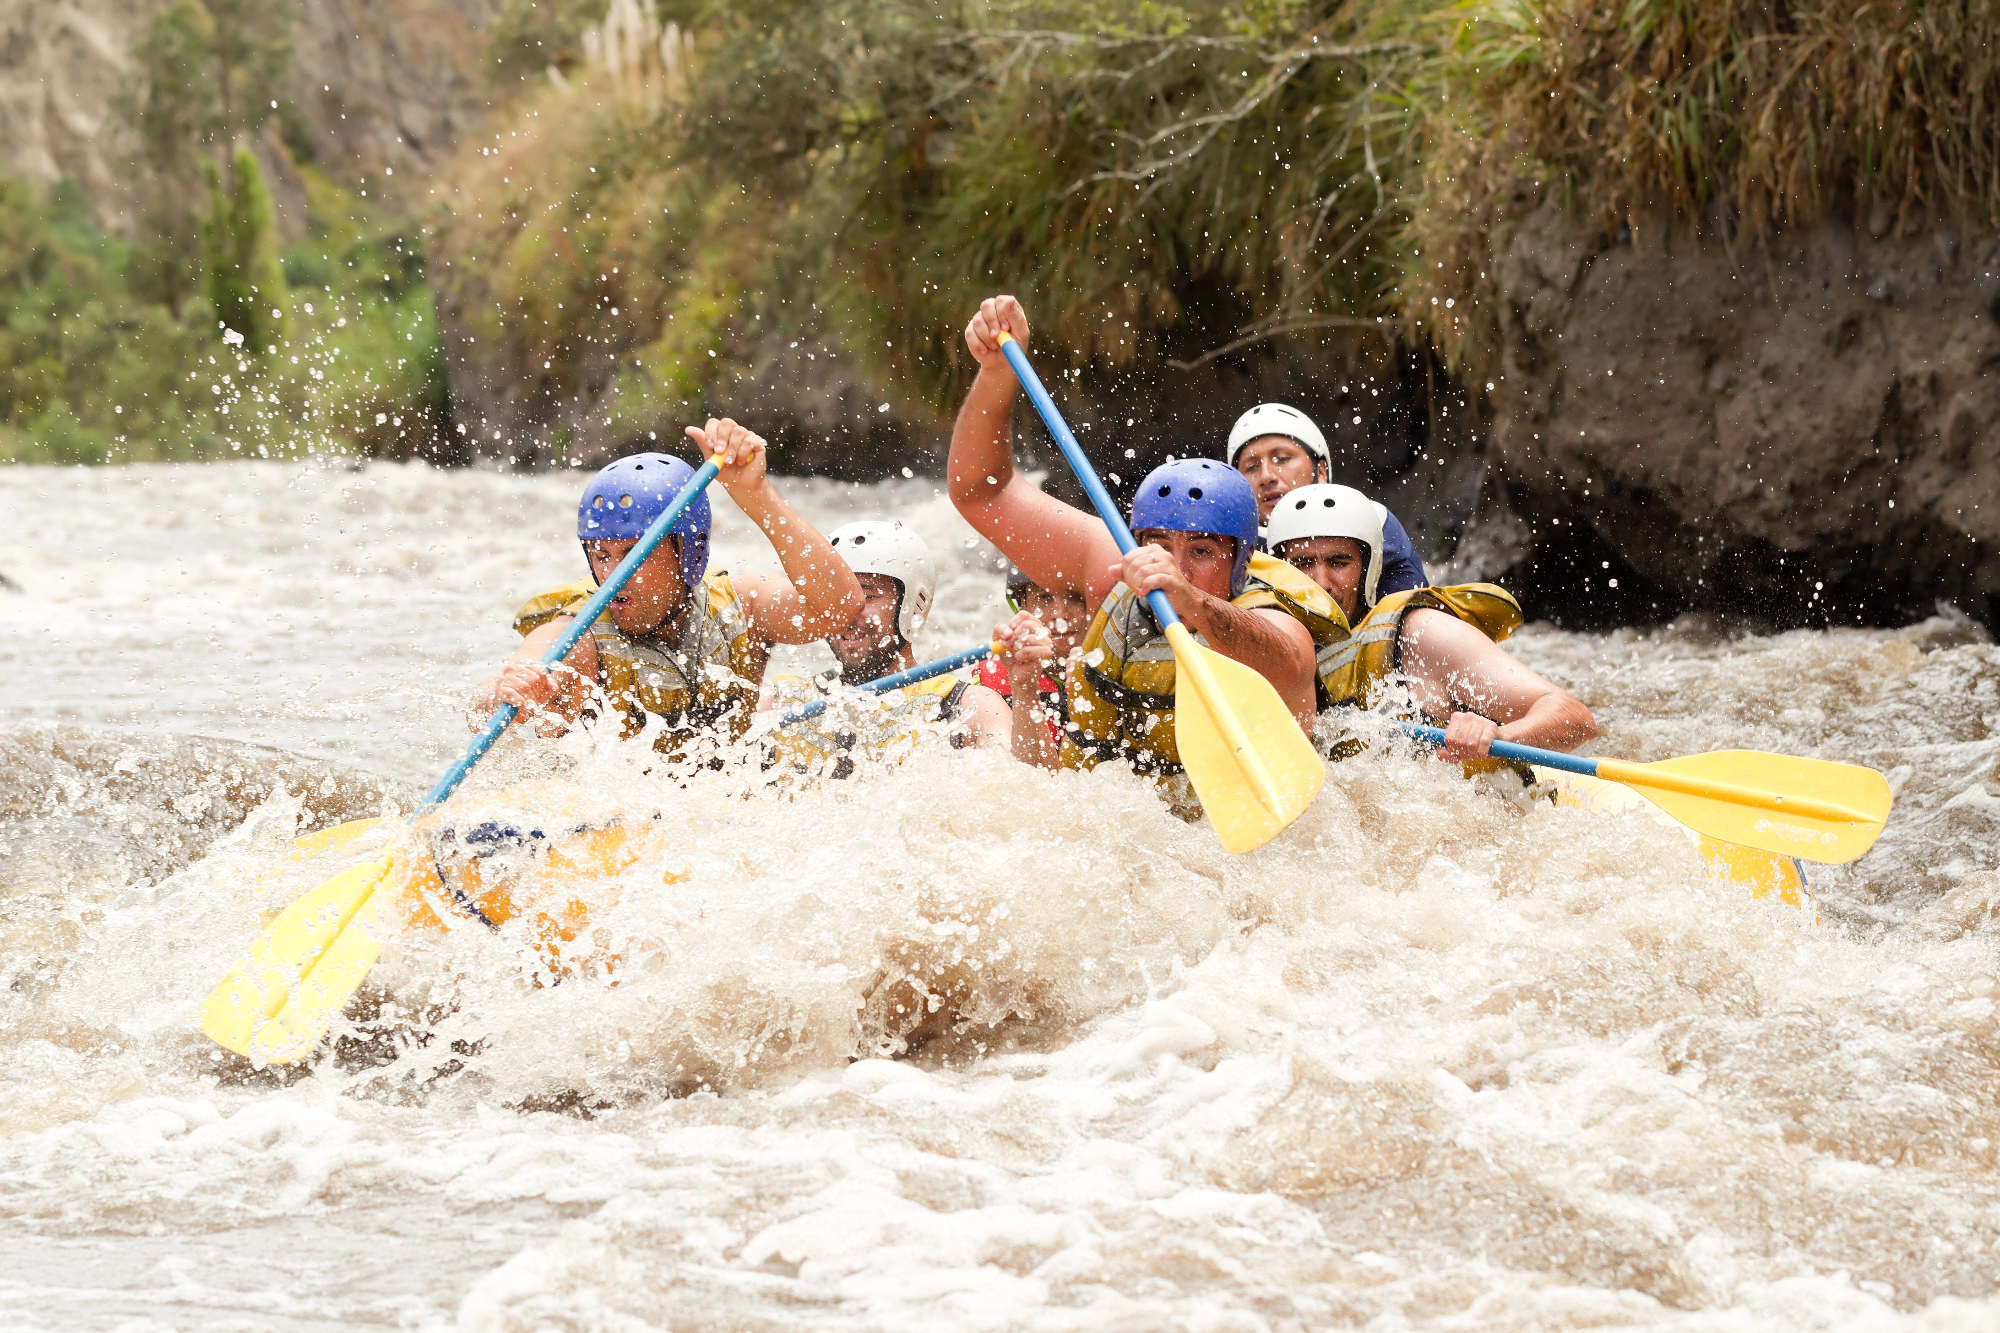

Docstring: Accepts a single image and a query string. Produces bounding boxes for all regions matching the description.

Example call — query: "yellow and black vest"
[513,574,761,754]
[767,672,973,778]
[1314,583,1523,708]
[1060,552,1343,776]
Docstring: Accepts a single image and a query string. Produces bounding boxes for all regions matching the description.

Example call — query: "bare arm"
[950,296,1125,611]
[955,684,1015,751]
[689,418,863,647]
[1397,608,1597,760]
[469,618,601,735]
[1116,546,1319,727]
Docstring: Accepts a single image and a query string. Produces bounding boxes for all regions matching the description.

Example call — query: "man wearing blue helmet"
[948,296,1345,777]
[471,419,863,759]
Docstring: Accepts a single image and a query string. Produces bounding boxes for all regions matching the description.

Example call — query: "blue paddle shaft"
[1399,722,1600,778]
[415,456,723,815]
[996,337,1184,635]
[778,643,995,727]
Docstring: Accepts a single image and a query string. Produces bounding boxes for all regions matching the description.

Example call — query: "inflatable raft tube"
[248,770,1814,981]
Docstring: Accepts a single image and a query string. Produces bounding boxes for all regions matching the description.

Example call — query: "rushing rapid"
[2,461,1997,1331]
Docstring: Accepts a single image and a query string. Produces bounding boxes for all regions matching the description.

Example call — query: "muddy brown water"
[1,462,1996,1331]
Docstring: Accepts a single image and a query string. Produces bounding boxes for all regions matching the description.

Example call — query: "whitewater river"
[2,460,1998,1332]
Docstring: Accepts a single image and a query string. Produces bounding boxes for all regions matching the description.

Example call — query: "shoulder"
[703,571,744,615]
[513,578,594,636]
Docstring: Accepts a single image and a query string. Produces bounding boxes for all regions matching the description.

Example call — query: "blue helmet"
[1128,458,1260,596]
[577,453,711,590]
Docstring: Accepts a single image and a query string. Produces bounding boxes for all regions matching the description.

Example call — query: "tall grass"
[1404,0,2000,364]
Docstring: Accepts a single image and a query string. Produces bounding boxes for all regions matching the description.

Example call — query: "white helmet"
[827,520,936,641]
[1265,483,1387,609]
[1226,403,1329,467]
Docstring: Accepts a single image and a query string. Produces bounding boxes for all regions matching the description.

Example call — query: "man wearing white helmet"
[1266,483,1595,762]
[764,519,1054,768]
[1227,403,1429,596]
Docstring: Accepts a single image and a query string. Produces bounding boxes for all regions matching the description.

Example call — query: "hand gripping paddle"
[1403,724,1892,864]
[995,332,1324,852]
[200,454,726,1065]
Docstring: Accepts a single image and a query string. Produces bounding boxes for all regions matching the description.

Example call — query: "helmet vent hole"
[1157,485,1171,497]
[852,535,867,545]
[618,495,633,507]
[1188,487,1203,500]
[1322,498,1335,507]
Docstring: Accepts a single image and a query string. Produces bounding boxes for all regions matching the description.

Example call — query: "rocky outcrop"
[1471,203,2000,629]
[284,0,499,208]
[0,1,157,216]
[0,0,496,227]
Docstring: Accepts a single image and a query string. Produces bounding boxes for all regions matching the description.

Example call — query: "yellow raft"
[251,785,703,984]
[254,764,1813,989]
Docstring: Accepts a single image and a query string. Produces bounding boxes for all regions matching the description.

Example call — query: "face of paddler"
[1278,535,1367,621]
[1133,528,1238,601]
[583,536,688,637]
[1011,582,1090,664]
[830,572,908,680]
[1234,435,1326,521]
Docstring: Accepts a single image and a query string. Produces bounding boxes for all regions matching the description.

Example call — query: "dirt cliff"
[0,0,496,227]
[1460,204,2000,630]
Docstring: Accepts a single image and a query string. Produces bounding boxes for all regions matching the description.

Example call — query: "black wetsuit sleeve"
[1379,510,1429,593]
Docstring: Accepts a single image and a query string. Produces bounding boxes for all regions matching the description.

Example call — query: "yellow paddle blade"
[291,817,383,858]
[1170,632,1325,853]
[1600,749,1892,865]
[200,852,391,1064]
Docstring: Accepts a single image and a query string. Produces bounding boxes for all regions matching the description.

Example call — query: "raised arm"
[1397,608,1597,761]
[950,296,1124,611]
[691,418,864,647]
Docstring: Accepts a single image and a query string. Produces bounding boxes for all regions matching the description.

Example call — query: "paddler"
[1267,482,1596,762]
[471,420,864,757]
[970,564,1084,752]
[1226,402,1430,594]
[949,295,1340,777]
[764,520,1059,769]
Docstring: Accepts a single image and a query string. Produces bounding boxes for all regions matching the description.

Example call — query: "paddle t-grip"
[416,454,725,815]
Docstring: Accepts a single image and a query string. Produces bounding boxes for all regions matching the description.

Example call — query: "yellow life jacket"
[1060,552,1342,775]
[1314,583,1523,709]
[766,671,973,779]
[512,573,761,754]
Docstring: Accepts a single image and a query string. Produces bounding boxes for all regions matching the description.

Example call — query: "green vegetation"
[0,0,449,464]
[440,0,2000,458]
[0,166,448,464]
[6,0,1993,466]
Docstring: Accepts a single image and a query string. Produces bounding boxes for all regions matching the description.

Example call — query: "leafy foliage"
[202,147,291,352]
[0,172,449,464]
[439,0,2000,455]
